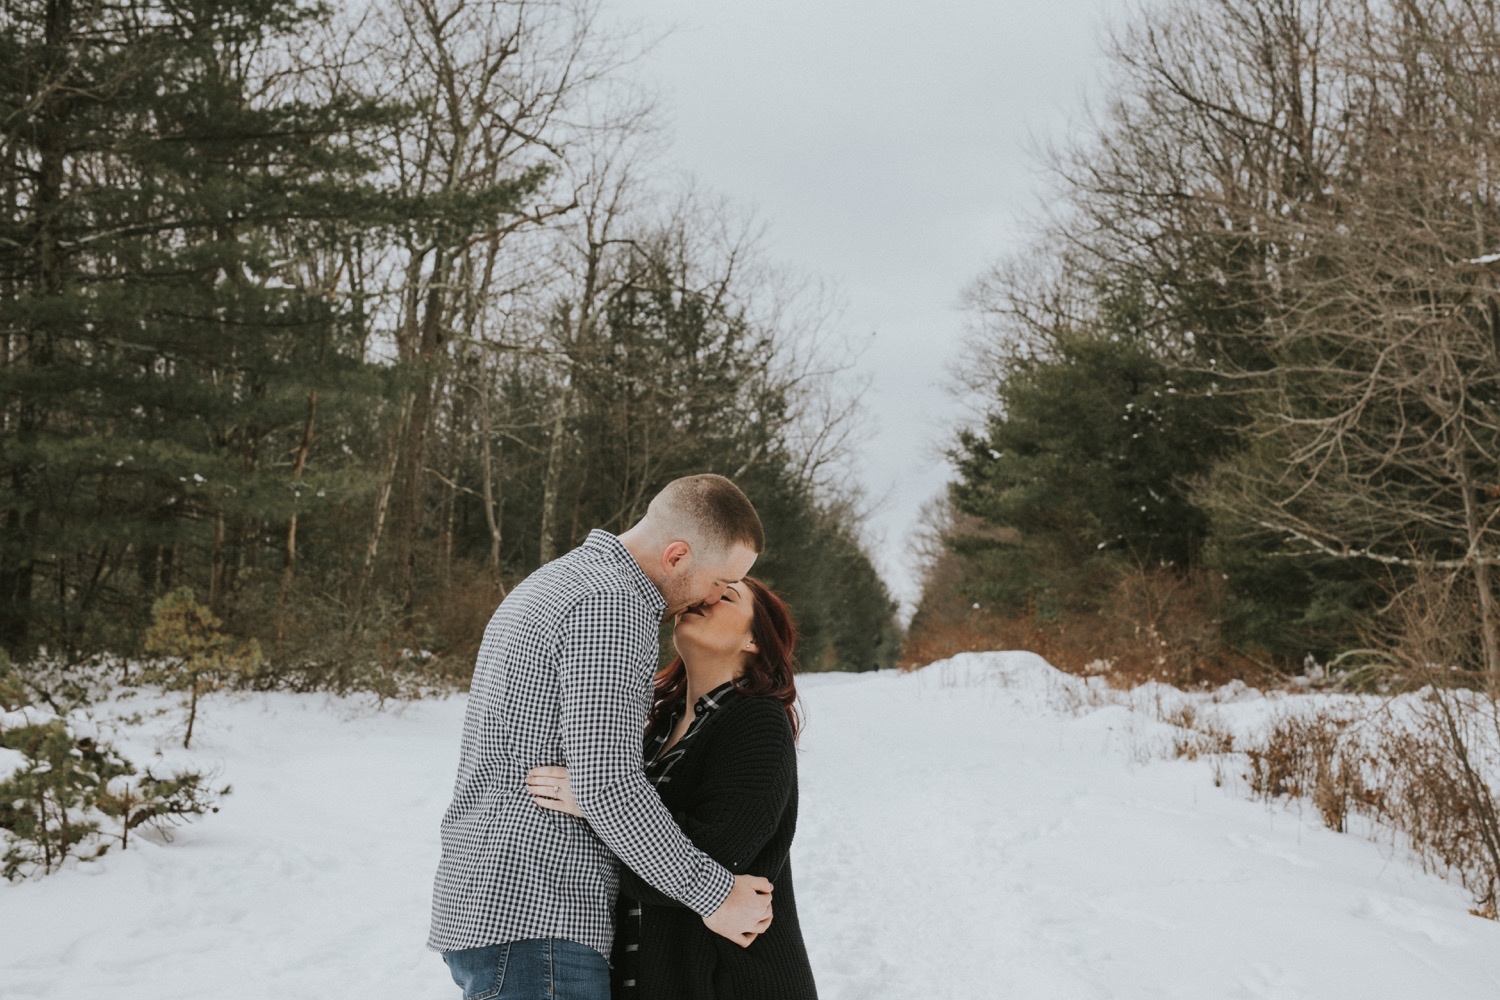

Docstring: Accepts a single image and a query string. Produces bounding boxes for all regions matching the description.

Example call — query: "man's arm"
[615,698,796,903]
[554,591,737,915]
[528,753,776,947]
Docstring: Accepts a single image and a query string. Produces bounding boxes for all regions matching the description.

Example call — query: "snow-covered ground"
[4,651,1499,999]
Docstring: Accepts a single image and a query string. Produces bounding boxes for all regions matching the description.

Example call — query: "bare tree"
[961,0,1500,687]
[1201,0,1500,686]
[349,0,642,603]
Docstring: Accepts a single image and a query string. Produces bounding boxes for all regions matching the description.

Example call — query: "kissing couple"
[429,474,819,999]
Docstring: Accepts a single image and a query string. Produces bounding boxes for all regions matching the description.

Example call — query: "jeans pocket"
[443,942,510,1000]
[547,939,611,1000]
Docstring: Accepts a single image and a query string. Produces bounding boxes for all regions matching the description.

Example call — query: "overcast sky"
[606,0,1126,612]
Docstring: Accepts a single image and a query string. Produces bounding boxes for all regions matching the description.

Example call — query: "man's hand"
[702,874,773,948]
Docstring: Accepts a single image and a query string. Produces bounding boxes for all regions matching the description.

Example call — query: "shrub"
[142,588,261,748]
[0,711,224,880]
[0,651,24,712]
[1374,567,1500,909]
[0,717,123,877]
[1245,710,1378,834]
[1236,695,1500,914]
[1379,692,1500,915]
[95,768,226,852]
[1160,702,1236,761]
[224,574,481,698]
[904,560,1268,688]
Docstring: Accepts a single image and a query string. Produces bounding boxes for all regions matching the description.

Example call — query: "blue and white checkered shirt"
[428,530,736,958]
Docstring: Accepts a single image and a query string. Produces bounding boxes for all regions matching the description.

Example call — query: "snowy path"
[795,655,1500,999]
[4,652,1499,998]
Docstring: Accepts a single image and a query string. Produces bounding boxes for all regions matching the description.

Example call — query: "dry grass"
[902,565,1271,689]
[1160,702,1237,761]
[1243,710,1380,834]
[1182,695,1500,915]
[414,563,505,686]
[900,606,1047,672]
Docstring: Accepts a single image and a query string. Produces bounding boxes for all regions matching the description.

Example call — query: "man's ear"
[662,540,691,572]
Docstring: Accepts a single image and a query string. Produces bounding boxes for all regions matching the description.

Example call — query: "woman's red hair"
[649,576,802,741]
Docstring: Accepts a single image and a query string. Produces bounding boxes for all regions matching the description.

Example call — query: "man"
[430,474,774,999]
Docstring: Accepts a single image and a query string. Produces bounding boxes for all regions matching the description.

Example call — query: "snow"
[4,652,1500,999]
[0,748,25,783]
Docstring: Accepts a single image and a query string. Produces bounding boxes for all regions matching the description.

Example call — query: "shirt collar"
[652,679,743,749]
[694,679,741,715]
[582,529,668,619]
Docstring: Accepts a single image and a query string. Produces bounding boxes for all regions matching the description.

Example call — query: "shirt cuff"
[679,858,735,917]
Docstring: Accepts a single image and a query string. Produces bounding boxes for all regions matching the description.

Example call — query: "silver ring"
[553,784,561,796]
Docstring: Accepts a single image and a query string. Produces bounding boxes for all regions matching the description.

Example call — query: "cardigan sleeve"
[618,696,797,909]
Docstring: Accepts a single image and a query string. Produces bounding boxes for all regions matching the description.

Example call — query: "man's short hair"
[650,474,765,555]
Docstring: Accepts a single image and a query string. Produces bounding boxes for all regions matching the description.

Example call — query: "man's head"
[619,474,764,614]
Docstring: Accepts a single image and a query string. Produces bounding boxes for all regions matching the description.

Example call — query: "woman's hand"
[527,765,582,817]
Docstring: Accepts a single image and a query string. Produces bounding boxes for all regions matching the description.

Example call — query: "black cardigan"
[614,693,819,1000]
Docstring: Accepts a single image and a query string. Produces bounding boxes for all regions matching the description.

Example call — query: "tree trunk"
[279,389,318,642]
[359,392,413,605]
[537,389,572,565]
[1,0,72,654]
[478,381,505,597]
[391,265,449,607]
[281,389,318,586]
[1460,449,1500,689]
[209,513,227,614]
[184,677,200,750]
[0,505,38,652]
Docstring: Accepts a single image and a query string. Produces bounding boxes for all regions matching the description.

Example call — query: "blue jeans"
[442,938,610,1000]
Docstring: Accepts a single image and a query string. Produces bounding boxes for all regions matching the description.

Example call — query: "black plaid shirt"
[428,531,735,958]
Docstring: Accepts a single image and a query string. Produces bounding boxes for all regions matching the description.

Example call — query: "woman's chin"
[671,625,700,655]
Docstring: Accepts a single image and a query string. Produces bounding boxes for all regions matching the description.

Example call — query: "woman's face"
[673,580,758,664]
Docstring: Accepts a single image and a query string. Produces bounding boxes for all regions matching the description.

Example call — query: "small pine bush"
[95,768,226,852]
[142,588,261,748]
[0,717,123,877]
[0,711,225,880]
[0,651,25,712]
[0,598,239,881]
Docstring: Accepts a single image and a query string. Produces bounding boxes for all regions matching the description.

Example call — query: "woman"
[527,576,818,999]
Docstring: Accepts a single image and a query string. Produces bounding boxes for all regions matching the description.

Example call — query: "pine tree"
[142,587,261,748]
[0,0,403,656]
[949,324,1231,616]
